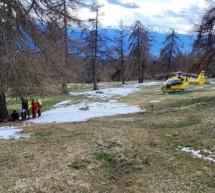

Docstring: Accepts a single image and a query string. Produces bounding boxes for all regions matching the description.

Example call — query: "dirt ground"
[0,82,215,193]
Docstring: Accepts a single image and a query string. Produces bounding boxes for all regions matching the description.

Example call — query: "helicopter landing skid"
[161,88,187,94]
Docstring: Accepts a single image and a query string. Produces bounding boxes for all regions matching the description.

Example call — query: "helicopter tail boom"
[189,70,206,85]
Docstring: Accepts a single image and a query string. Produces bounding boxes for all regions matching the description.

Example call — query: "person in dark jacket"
[10,110,19,121]
[21,98,28,120]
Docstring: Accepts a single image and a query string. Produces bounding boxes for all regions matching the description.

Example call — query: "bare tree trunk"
[121,60,125,85]
[140,61,145,83]
[137,26,144,83]
[62,0,69,94]
[120,40,125,85]
[62,82,68,93]
[167,38,173,72]
[0,92,8,121]
[138,57,144,83]
[92,57,98,90]
[93,2,99,91]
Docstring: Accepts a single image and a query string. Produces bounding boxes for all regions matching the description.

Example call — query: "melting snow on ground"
[70,87,140,100]
[29,82,158,123]
[150,100,160,103]
[123,81,162,88]
[28,102,144,123]
[70,81,161,100]
[179,146,215,162]
[53,100,71,108]
[0,82,160,139]
[0,126,31,140]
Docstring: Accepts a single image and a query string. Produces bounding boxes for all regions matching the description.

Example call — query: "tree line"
[0,0,214,120]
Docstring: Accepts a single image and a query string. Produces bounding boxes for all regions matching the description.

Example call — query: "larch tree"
[88,0,100,91]
[192,0,215,76]
[43,0,86,93]
[129,21,151,83]
[0,0,47,120]
[0,0,87,120]
[81,0,110,90]
[42,19,64,71]
[113,20,128,84]
[159,29,182,72]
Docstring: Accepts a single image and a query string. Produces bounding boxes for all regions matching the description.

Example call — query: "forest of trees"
[0,0,214,120]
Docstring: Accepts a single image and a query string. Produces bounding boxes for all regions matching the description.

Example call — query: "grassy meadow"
[0,81,215,193]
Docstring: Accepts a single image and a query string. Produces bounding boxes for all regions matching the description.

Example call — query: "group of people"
[10,98,43,121]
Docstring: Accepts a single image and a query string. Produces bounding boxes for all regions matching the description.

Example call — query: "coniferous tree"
[113,20,128,84]
[129,21,151,83]
[43,19,65,72]
[159,29,182,72]
[44,0,85,93]
[81,1,110,90]
[193,0,215,75]
[0,0,86,120]
[0,0,46,120]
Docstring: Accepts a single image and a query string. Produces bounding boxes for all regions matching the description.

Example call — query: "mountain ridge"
[68,27,195,57]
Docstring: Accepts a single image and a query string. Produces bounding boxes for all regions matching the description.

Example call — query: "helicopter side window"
[166,79,183,86]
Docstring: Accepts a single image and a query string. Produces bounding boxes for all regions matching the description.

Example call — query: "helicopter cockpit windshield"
[166,79,183,86]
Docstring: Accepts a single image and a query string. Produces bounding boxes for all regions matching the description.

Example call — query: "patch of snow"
[53,100,71,108]
[179,146,215,162]
[70,87,140,100]
[27,81,161,124]
[109,100,117,102]
[123,81,162,88]
[0,126,31,140]
[28,102,145,123]
[70,82,161,100]
[150,100,160,103]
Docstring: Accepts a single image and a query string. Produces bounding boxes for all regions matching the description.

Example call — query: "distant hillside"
[68,28,195,57]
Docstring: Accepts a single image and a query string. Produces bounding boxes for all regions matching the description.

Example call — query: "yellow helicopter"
[161,70,206,93]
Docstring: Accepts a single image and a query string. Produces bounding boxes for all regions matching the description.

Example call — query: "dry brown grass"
[0,83,215,192]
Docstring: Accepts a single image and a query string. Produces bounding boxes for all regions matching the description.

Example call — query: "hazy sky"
[80,0,207,34]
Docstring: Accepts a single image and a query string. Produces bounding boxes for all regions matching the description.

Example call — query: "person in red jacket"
[31,99,39,118]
